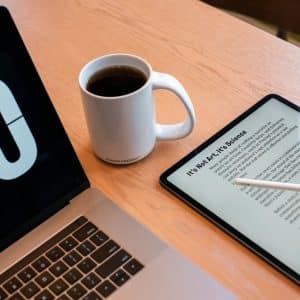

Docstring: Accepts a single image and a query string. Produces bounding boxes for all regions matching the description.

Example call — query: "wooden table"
[1,0,300,298]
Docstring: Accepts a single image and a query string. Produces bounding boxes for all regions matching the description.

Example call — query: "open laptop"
[0,7,236,300]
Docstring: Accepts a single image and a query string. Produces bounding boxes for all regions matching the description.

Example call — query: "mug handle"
[152,71,196,140]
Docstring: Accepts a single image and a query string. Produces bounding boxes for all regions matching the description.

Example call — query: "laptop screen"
[0,7,89,251]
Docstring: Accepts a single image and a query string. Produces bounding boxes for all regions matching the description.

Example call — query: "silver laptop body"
[1,187,236,299]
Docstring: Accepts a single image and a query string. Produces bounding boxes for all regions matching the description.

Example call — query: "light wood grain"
[1,0,300,298]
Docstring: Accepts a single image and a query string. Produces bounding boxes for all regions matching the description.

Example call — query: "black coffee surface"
[86,65,147,97]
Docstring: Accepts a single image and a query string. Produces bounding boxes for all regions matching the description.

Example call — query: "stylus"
[234,178,300,192]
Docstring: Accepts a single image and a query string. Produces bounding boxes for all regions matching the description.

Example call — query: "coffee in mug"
[86,65,147,97]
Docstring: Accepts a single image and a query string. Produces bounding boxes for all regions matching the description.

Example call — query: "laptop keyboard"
[0,216,144,299]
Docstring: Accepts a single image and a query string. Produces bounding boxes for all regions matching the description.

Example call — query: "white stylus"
[233,178,300,192]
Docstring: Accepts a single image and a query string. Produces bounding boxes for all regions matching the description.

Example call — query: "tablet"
[160,94,300,285]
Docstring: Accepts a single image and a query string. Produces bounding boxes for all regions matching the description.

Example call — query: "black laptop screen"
[0,7,89,251]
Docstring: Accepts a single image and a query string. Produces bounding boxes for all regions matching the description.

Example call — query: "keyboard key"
[73,223,97,242]
[82,291,102,300]
[63,268,83,284]
[18,266,37,283]
[35,271,54,288]
[63,251,82,267]
[49,279,68,296]
[20,281,40,298]
[124,258,144,275]
[3,277,22,294]
[34,289,54,300]
[89,231,108,247]
[78,258,96,274]
[110,269,130,286]
[46,247,64,262]
[77,241,95,256]
[0,287,7,300]
[96,280,116,298]
[95,249,131,278]
[91,240,119,264]
[7,292,25,300]
[32,257,50,273]
[67,283,87,299]
[81,273,101,289]
[49,261,68,277]
[56,295,70,300]
[60,237,78,252]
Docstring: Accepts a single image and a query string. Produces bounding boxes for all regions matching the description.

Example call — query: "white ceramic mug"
[79,53,196,164]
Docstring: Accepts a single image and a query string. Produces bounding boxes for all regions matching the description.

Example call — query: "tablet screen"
[161,95,300,284]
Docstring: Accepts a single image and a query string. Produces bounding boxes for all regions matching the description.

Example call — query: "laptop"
[0,7,236,300]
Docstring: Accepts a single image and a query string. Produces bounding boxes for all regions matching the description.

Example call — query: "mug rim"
[79,53,153,100]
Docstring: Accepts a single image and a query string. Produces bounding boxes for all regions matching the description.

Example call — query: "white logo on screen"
[0,81,37,180]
